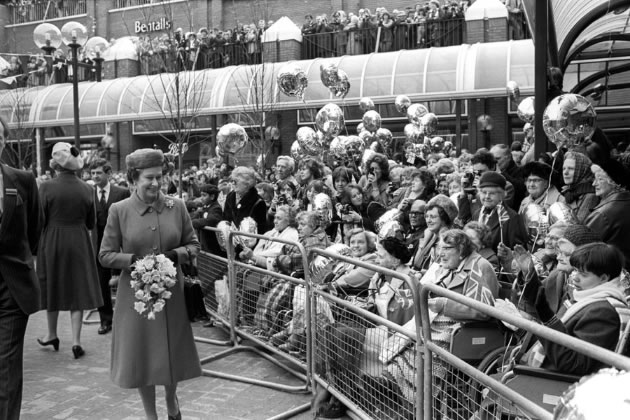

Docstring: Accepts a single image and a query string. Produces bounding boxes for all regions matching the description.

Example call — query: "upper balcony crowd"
[0,0,529,89]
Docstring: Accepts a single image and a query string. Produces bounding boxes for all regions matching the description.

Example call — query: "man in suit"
[0,116,42,420]
[89,158,130,335]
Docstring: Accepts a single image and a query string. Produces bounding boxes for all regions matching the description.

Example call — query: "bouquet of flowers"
[130,254,178,320]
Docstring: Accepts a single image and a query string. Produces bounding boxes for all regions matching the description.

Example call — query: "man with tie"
[0,116,42,420]
[89,159,130,335]
[471,171,528,255]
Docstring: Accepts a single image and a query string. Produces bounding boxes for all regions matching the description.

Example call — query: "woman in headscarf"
[561,151,599,223]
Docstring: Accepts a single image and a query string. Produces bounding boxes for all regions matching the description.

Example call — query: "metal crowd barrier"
[309,248,423,420]
[418,282,630,420]
[196,228,312,418]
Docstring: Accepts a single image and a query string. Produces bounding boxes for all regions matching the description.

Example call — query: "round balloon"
[376,128,393,149]
[395,95,411,114]
[330,69,350,98]
[547,202,577,225]
[420,113,439,137]
[315,103,345,139]
[217,123,248,154]
[362,110,382,133]
[329,137,346,159]
[404,123,423,143]
[296,126,322,156]
[430,136,445,153]
[216,220,232,251]
[341,135,365,162]
[356,122,365,134]
[313,193,333,227]
[320,63,339,87]
[407,103,429,126]
[517,97,535,124]
[277,65,308,99]
[378,220,403,241]
[506,80,520,102]
[290,140,304,161]
[359,97,375,112]
[239,217,258,248]
[542,93,596,150]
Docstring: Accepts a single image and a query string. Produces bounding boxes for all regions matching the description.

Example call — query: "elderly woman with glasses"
[223,166,269,235]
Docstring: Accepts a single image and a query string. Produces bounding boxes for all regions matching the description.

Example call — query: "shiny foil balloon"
[420,113,438,137]
[359,130,375,145]
[320,63,339,88]
[296,126,322,156]
[329,137,346,159]
[239,217,258,248]
[277,65,308,99]
[407,103,429,126]
[517,97,535,124]
[327,243,352,257]
[216,220,232,251]
[542,94,596,150]
[554,369,630,420]
[506,80,520,102]
[315,103,345,139]
[359,97,375,112]
[356,122,365,134]
[290,140,304,161]
[395,95,412,114]
[313,193,333,227]
[217,123,248,154]
[547,202,577,225]
[523,203,548,246]
[430,136,444,153]
[375,209,403,234]
[362,110,382,133]
[341,135,365,162]
[376,128,393,149]
[378,220,403,241]
[329,69,350,98]
[404,123,423,143]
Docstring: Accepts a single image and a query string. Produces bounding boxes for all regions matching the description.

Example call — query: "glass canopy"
[0,39,534,129]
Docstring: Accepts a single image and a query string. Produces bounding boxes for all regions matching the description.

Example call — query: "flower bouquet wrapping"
[130,254,178,320]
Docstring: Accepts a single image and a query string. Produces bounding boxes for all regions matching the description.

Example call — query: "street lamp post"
[34,23,109,152]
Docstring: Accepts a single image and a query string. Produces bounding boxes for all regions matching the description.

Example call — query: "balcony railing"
[7,0,87,25]
[302,19,467,59]
[113,0,170,9]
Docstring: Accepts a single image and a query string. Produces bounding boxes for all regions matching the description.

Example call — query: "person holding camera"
[359,153,391,207]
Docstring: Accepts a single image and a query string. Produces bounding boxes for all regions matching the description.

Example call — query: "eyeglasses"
[526,177,546,184]
[424,214,440,220]
[409,211,424,217]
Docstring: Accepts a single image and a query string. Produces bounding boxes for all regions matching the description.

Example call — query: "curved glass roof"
[0,40,534,128]
[551,0,630,67]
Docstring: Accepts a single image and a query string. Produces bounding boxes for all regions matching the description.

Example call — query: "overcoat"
[99,192,201,388]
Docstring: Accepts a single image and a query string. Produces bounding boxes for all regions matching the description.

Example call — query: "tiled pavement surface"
[20,310,317,420]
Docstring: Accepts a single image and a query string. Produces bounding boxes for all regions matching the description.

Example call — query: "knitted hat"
[562,224,600,247]
[50,142,84,171]
[478,171,506,190]
[380,237,411,264]
[523,161,552,181]
[125,149,164,171]
[427,194,458,224]
[592,160,630,190]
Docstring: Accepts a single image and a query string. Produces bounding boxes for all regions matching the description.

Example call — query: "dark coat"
[585,191,630,268]
[540,300,621,375]
[223,187,268,234]
[0,164,42,314]
[37,172,102,311]
[99,192,201,388]
[191,201,223,254]
[472,205,528,253]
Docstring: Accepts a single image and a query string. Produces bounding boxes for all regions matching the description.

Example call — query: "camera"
[277,194,288,205]
[462,172,474,188]
[340,204,352,215]
[368,167,376,176]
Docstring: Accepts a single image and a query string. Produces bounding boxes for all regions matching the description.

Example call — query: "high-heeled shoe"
[37,337,60,351]
[72,345,85,359]
[167,396,181,420]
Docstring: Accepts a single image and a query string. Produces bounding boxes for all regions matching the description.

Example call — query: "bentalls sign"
[134,18,172,33]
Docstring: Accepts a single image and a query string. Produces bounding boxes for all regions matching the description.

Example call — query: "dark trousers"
[0,276,29,420]
[96,259,113,326]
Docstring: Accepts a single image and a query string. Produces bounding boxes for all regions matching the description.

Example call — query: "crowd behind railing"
[5,0,87,24]
[36,124,630,417]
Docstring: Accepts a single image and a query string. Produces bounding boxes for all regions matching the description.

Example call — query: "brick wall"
[466,18,507,44]
[262,39,301,63]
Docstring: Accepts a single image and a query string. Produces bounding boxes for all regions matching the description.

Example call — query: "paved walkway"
[21,311,314,420]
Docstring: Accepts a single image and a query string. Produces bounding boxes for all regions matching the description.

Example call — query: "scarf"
[527,279,627,367]
[562,152,595,204]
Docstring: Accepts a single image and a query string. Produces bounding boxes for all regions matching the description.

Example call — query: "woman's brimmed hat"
[125,148,164,171]
[50,142,84,171]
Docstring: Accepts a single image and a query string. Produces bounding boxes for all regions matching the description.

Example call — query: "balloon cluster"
[277,65,308,100]
[216,123,248,155]
[292,102,352,162]
[320,63,350,98]
[215,218,259,251]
